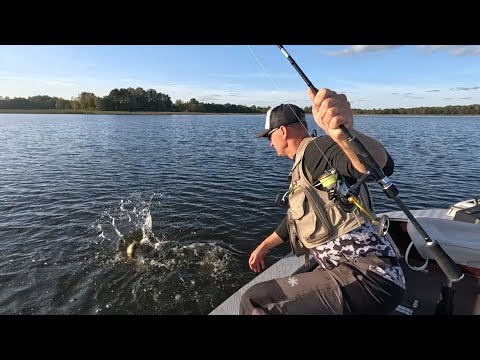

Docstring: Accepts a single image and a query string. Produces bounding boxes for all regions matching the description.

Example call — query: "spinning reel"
[315,169,390,237]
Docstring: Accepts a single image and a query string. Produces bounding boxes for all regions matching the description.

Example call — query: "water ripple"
[0,114,479,314]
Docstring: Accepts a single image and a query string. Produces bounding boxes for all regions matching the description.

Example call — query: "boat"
[210,197,480,315]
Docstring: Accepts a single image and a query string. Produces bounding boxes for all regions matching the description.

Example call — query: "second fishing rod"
[277,44,463,284]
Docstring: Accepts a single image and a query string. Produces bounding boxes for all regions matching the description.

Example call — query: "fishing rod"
[278,45,464,284]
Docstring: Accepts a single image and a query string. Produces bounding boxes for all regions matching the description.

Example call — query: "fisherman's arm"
[337,130,388,174]
[249,217,288,273]
[274,216,289,241]
[331,140,394,180]
[305,137,394,182]
[308,88,390,175]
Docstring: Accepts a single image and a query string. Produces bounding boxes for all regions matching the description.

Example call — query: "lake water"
[0,113,479,314]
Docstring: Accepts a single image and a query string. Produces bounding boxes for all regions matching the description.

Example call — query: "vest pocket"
[287,190,314,255]
[288,189,306,220]
[288,188,331,247]
[324,201,346,229]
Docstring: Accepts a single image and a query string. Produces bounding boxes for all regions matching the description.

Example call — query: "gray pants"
[239,254,405,315]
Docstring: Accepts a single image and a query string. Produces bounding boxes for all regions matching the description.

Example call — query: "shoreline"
[0,109,264,115]
[0,109,479,116]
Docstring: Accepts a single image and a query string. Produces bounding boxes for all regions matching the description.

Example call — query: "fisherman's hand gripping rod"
[278,45,464,283]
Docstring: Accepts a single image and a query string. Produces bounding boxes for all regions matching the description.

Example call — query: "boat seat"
[407,217,480,268]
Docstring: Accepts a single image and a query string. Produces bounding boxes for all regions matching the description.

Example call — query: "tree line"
[1,87,480,115]
[306,104,480,115]
[0,87,270,114]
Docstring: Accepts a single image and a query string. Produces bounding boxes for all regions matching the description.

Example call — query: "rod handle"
[426,241,465,282]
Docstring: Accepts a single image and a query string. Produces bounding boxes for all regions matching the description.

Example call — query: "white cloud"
[148,82,310,107]
[450,46,480,56]
[450,86,480,91]
[417,45,452,51]
[341,81,480,109]
[0,75,79,88]
[45,80,79,87]
[327,45,480,57]
[0,75,29,80]
[0,72,79,88]
[327,45,403,56]
[416,45,480,56]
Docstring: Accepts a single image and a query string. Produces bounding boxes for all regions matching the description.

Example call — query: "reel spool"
[318,169,354,212]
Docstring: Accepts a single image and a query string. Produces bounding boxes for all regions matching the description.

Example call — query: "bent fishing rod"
[278,45,464,283]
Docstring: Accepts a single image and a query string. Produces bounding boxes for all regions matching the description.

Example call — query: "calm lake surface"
[1,114,479,314]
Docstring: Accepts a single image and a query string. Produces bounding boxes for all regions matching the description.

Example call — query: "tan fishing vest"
[287,137,375,257]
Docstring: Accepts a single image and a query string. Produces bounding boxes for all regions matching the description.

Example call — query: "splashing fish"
[124,212,152,260]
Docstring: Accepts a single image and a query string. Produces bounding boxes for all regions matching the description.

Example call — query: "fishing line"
[247,45,336,171]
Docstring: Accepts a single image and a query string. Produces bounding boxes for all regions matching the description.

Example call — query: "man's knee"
[239,284,262,315]
[239,280,285,315]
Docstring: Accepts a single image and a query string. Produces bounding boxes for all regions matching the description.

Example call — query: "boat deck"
[209,208,450,315]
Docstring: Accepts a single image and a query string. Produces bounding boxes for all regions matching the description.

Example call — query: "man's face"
[269,126,287,157]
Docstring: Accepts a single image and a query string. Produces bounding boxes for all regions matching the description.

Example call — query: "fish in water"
[127,241,139,259]
[121,213,153,261]
[118,228,144,260]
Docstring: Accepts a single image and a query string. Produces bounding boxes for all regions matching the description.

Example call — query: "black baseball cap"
[255,104,306,138]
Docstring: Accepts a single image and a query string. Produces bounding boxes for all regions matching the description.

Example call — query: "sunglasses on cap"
[267,128,279,141]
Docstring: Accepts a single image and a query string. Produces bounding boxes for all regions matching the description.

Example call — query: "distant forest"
[1,87,480,115]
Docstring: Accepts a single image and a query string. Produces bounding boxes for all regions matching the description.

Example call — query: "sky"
[0,45,479,110]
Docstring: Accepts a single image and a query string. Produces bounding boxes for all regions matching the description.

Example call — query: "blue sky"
[1,45,479,110]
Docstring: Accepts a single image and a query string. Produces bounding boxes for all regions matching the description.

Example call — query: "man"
[239,88,406,315]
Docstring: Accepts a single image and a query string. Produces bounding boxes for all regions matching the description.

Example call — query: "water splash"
[91,193,240,271]
[86,192,248,314]
[92,192,161,258]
